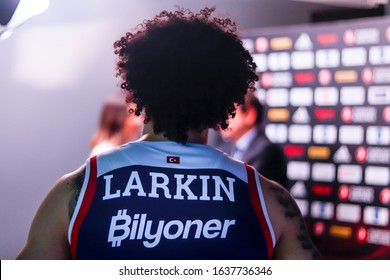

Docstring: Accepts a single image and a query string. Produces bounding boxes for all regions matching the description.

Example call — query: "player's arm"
[261,177,321,259]
[16,166,85,259]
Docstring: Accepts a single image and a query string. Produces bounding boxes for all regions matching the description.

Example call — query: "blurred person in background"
[209,91,288,188]
[17,7,319,260]
[90,93,143,156]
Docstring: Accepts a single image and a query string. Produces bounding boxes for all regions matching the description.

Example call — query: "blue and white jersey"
[69,141,275,259]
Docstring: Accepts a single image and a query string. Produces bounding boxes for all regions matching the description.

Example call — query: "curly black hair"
[114,7,258,143]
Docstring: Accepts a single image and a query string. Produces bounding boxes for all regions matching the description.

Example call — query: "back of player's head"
[114,7,258,143]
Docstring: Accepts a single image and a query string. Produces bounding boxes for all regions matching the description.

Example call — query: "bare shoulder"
[65,165,86,218]
[16,165,86,259]
[259,175,321,260]
[43,164,86,220]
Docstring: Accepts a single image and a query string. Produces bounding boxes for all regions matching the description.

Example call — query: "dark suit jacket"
[209,128,288,188]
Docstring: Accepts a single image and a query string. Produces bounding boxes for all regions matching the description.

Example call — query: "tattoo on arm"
[270,185,321,259]
[297,219,321,259]
[68,170,85,219]
[269,186,300,219]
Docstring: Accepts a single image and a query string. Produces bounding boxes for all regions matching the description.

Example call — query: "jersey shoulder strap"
[68,156,97,259]
[244,162,276,259]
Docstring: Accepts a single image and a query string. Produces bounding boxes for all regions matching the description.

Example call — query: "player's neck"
[139,122,208,144]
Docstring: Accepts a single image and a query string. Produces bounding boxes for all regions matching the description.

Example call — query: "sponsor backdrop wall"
[243,16,390,259]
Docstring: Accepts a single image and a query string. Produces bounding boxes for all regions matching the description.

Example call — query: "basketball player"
[17,7,320,259]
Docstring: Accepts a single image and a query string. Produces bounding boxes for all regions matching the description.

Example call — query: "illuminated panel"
[341,47,367,66]
[339,126,364,145]
[261,73,293,88]
[295,33,313,50]
[316,49,340,68]
[255,37,268,53]
[312,163,336,182]
[266,88,289,107]
[317,33,338,46]
[369,46,390,65]
[291,51,315,69]
[334,70,359,83]
[312,184,333,196]
[363,206,389,226]
[270,37,292,51]
[284,145,305,158]
[365,166,390,186]
[290,181,307,198]
[311,201,334,220]
[308,146,331,160]
[348,186,375,204]
[337,165,363,184]
[314,108,336,121]
[338,185,350,201]
[330,225,352,239]
[367,228,390,246]
[265,124,288,143]
[313,221,326,236]
[356,227,368,243]
[287,161,310,181]
[365,147,390,164]
[294,72,316,85]
[288,125,312,143]
[314,87,338,106]
[290,87,313,106]
[267,52,290,71]
[334,145,352,163]
[366,126,390,145]
[336,204,361,223]
[340,87,365,105]
[267,108,290,122]
[383,106,390,122]
[313,125,338,144]
[380,188,390,205]
[367,86,390,104]
[292,107,310,123]
[373,67,390,83]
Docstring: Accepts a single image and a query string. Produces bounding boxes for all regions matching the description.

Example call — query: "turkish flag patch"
[167,156,180,164]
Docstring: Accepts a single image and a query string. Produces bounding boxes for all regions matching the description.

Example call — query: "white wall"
[0,0,357,259]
